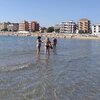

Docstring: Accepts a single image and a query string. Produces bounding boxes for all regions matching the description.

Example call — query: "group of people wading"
[36,36,57,55]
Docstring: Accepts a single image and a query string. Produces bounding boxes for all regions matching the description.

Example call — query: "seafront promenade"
[0,31,100,40]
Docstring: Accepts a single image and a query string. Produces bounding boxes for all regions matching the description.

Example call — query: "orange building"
[78,19,90,33]
[19,20,29,31]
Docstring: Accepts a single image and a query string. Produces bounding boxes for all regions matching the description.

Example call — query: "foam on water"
[0,63,30,72]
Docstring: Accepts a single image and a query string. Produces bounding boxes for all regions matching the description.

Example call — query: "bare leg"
[44,46,47,54]
[37,47,40,54]
[47,48,50,55]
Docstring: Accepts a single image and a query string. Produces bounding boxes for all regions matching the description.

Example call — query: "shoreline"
[0,32,100,40]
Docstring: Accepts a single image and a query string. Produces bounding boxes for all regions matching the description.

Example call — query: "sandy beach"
[0,31,100,40]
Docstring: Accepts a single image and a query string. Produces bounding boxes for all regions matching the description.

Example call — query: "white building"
[60,22,67,33]
[92,24,100,36]
[0,22,10,31]
[60,20,76,33]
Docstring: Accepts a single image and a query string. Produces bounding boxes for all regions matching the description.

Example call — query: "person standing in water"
[52,37,57,49]
[44,37,51,55]
[51,37,57,54]
[36,36,42,54]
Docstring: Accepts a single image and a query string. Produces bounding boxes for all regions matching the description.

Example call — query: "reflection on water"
[44,55,50,66]
[36,54,40,65]
[0,36,100,100]
[53,47,57,55]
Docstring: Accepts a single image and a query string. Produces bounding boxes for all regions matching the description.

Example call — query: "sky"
[0,0,100,27]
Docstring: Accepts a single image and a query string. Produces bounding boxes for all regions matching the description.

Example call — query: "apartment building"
[78,19,91,33]
[92,24,100,36]
[0,22,10,31]
[19,20,29,31]
[29,21,39,32]
[60,20,76,33]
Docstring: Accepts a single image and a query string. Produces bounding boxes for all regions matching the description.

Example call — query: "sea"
[0,36,100,100]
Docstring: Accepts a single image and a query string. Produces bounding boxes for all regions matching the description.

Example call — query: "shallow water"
[0,36,100,100]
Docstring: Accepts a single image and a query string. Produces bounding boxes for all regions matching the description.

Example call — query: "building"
[54,24,60,33]
[60,20,76,33]
[60,22,67,33]
[0,22,10,31]
[29,21,39,32]
[92,24,100,36]
[7,23,19,32]
[78,18,91,33]
[19,20,29,31]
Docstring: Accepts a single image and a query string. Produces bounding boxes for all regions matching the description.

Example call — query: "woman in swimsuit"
[36,36,42,54]
[44,37,51,55]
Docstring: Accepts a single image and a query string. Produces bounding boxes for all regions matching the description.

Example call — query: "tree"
[40,27,47,33]
[54,29,60,33]
[1,28,8,31]
[47,27,54,33]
